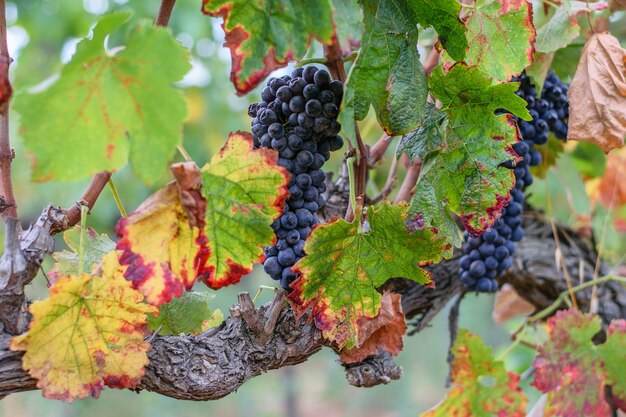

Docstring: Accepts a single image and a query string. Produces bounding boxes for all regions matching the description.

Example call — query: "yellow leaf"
[10,252,157,402]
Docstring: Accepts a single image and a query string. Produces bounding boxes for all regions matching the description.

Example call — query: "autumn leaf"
[463,0,535,82]
[116,162,209,306]
[339,292,407,364]
[10,252,157,402]
[421,329,527,417]
[202,0,334,94]
[532,308,618,417]
[568,33,626,153]
[290,201,446,349]
[598,320,626,410]
[199,132,289,289]
[408,65,529,250]
[147,291,223,335]
[14,13,190,183]
[49,226,116,283]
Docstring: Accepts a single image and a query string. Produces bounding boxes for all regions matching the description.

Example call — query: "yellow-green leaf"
[10,252,157,402]
[199,132,289,289]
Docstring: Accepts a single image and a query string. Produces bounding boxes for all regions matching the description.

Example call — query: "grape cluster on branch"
[248,66,344,290]
[459,72,570,293]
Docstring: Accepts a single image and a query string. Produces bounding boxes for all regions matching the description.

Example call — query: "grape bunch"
[458,71,569,293]
[248,66,344,290]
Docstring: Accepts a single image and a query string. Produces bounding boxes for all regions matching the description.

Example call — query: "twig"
[368,134,393,167]
[155,0,177,27]
[58,172,111,234]
[423,47,441,76]
[0,0,16,221]
[108,178,127,218]
[393,162,421,203]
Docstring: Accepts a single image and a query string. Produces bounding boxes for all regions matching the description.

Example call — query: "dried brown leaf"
[492,283,535,324]
[568,33,626,152]
[339,292,407,364]
[171,161,205,229]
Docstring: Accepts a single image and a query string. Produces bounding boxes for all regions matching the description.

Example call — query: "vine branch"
[155,0,177,27]
[0,0,17,221]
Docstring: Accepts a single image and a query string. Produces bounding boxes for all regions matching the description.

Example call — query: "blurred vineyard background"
[4,0,623,415]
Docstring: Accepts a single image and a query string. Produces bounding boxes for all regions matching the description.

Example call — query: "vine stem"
[393,161,421,203]
[155,0,177,26]
[346,156,358,217]
[0,0,17,221]
[78,205,89,276]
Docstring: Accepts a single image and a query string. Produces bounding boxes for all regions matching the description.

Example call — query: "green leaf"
[411,0,467,61]
[199,133,289,289]
[147,291,222,335]
[49,226,116,281]
[409,65,529,248]
[290,202,446,348]
[534,1,608,54]
[397,104,447,162]
[525,52,555,94]
[332,0,363,54]
[463,0,535,82]
[421,329,527,417]
[15,13,191,183]
[532,308,616,417]
[202,0,334,95]
[341,0,428,138]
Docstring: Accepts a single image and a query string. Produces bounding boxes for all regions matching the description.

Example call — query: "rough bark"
[0,210,623,401]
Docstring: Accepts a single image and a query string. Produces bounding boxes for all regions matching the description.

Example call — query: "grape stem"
[108,178,127,218]
[0,0,17,221]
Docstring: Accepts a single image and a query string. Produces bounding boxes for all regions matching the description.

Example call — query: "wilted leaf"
[492,283,535,324]
[290,202,446,348]
[532,308,614,417]
[341,0,428,138]
[535,1,608,54]
[463,0,535,82]
[50,227,116,283]
[409,65,529,250]
[200,132,289,289]
[14,13,190,183]
[202,0,334,95]
[421,329,527,417]
[10,252,157,402]
[339,292,407,364]
[116,162,209,306]
[568,33,626,153]
[147,291,221,335]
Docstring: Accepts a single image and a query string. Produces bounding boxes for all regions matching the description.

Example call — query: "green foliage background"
[3,0,623,415]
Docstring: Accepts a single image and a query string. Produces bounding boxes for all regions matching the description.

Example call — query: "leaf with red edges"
[532,308,621,417]
[10,252,157,402]
[290,202,446,349]
[199,132,289,289]
[201,0,334,95]
[462,0,536,82]
[408,65,530,250]
[421,329,527,417]
[116,162,209,305]
[339,292,407,364]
